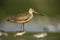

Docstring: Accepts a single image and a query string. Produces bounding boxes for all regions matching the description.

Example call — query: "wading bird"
[7,8,43,36]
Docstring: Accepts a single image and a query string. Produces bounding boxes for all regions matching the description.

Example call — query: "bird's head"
[28,8,44,16]
[28,8,38,14]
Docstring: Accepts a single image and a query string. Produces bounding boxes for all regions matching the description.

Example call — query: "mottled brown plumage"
[7,12,32,23]
[15,12,32,22]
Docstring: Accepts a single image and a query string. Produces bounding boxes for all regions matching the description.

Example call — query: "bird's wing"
[16,12,28,17]
[14,12,31,21]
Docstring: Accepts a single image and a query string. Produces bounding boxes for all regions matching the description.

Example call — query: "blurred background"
[0,0,60,32]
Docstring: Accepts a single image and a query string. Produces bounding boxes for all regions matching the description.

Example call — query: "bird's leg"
[20,24,22,31]
[22,23,24,31]
[21,23,25,32]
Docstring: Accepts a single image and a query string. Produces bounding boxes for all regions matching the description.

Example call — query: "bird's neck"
[28,11,33,18]
[28,11,33,15]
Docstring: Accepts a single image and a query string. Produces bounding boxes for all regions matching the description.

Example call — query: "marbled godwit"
[7,8,43,32]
